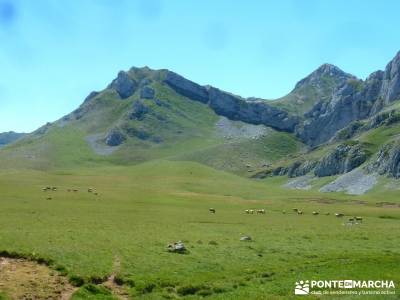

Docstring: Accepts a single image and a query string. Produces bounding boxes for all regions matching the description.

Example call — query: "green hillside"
[0,68,306,176]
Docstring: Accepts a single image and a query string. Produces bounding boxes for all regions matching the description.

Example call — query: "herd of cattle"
[209,207,363,224]
[40,187,363,224]
[42,186,99,200]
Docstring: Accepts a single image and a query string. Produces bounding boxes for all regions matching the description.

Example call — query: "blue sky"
[1,0,400,133]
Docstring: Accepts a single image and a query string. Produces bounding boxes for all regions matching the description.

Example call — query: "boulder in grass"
[167,241,187,254]
[105,129,126,146]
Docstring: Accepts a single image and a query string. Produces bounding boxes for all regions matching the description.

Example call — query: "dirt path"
[102,256,130,300]
[0,257,77,300]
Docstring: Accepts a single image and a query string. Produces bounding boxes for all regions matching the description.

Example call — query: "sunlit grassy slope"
[0,161,399,299]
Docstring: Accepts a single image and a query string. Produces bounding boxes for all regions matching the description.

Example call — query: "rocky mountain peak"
[294,63,354,90]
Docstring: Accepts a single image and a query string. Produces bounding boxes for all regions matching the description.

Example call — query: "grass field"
[0,160,399,299]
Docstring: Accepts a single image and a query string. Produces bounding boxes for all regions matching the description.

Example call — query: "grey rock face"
[105,129,126,146]
[109,71,138,99]
[380,51,400,103]
[297,51,400,146]
[287,160,317,178]
[164,71,209,103]
[332,109,400,142]
[297,81,376,146]
[272,166,288,176]
[130,100,150,120]
[139,78,152,87]
[164,70,299,132]
[368,140,400,178]
[140,86,155,99]
[314,143,368,177]
[208,87,299,132]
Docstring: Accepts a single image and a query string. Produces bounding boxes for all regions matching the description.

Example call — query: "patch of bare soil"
[0,257,76,300]
[102,257,130,300]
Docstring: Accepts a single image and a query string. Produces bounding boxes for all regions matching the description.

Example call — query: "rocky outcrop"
[287,160,317,177]
[140,86,155,99]
[130,100,150,120]
[272,166,287,176]
[314,143,369,177]
[380,51,400,104]
[163,70,299,132]
[266,160,317,178]
[367,140,400,178]
[105,129,126,146]
[266,143,369,178]
[109,71,138,99]
[296,51,400,146]
[164,71,209,103]
[208,88,299,132]
[333,109,400,142]
[296,80,375,146]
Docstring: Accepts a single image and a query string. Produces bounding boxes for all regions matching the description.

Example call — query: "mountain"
[270,63,355,116]
[294,51,400,146]
[1,51,400,193]
[0,67,301,172]
[0,132,26,148]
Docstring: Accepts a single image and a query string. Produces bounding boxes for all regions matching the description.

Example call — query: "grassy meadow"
[0,160,399,299]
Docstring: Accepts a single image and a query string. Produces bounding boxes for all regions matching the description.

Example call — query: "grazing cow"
[88,188,93,193]
[73,189,78,192]
[292,208,298,212]
[355,216,363,223]
[42,188,47,192]
[348,217,355,223]
[245,209,250,214]
[209,208,216,214]
[335,213,344,218]
[257,209,266,214]
[297,210,303,215]
[46,197,52,200]
[312,211,319,215]
[52,187,57,191]
[248,209,255,214]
